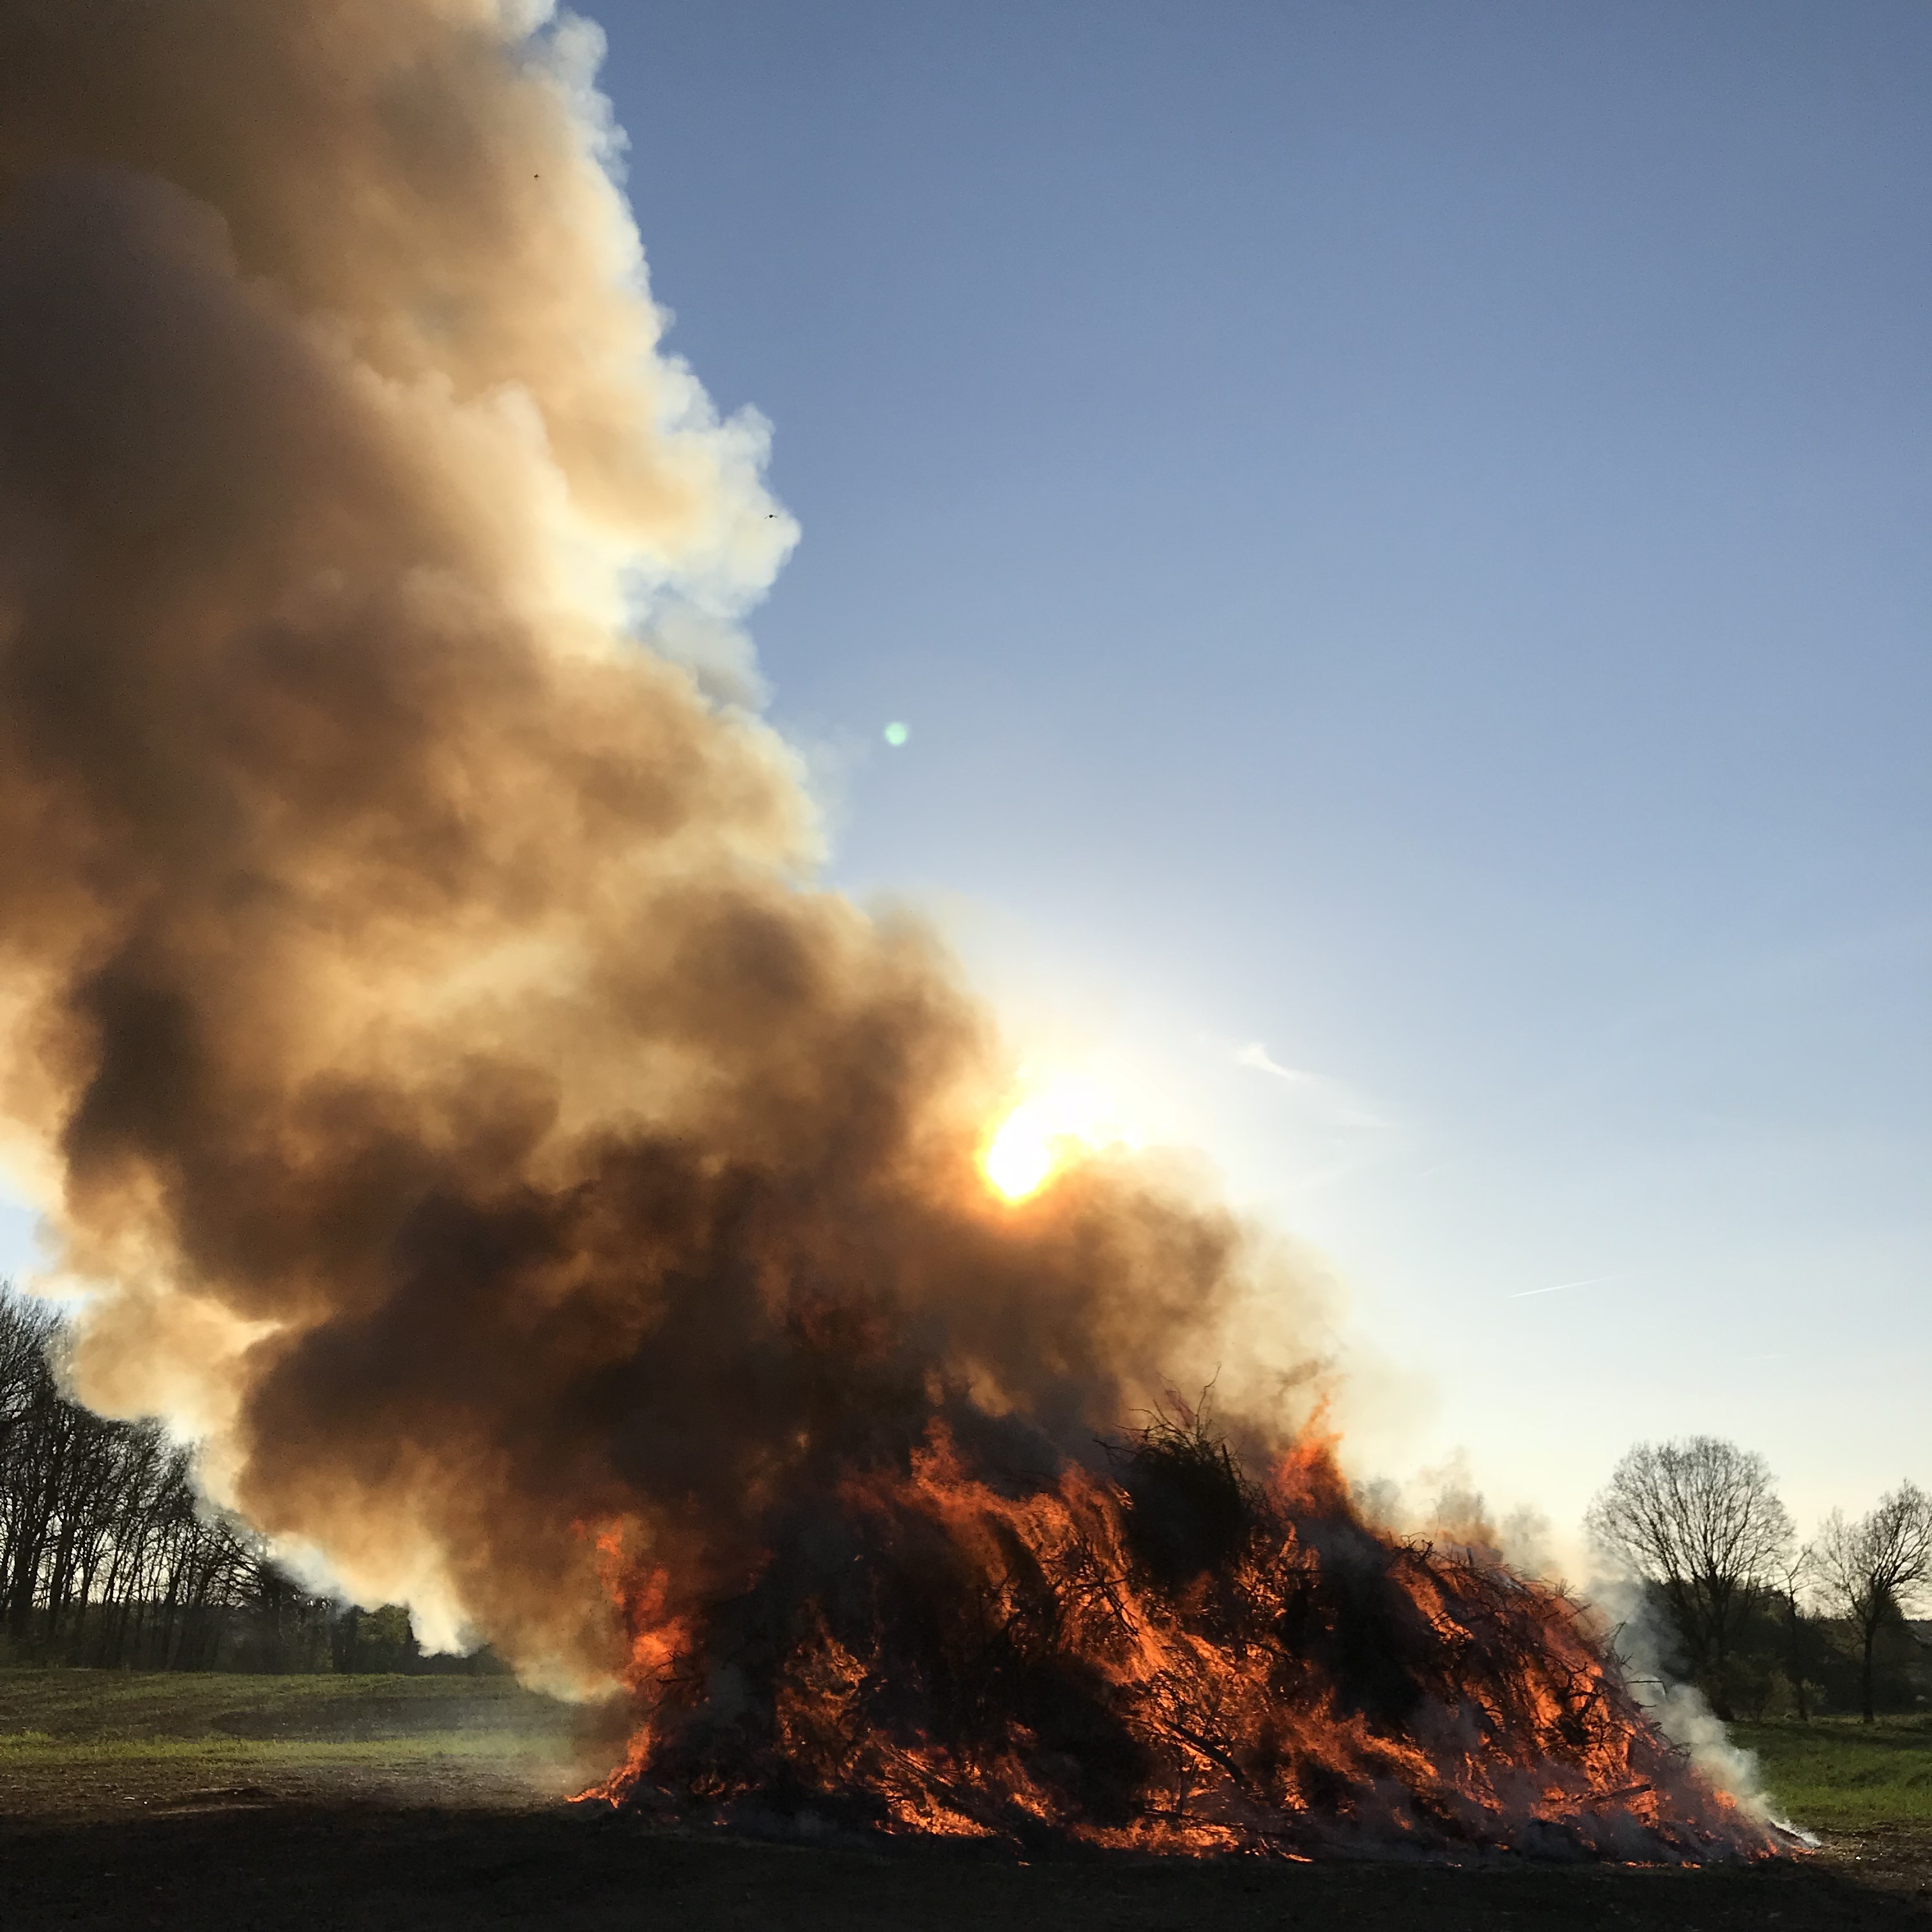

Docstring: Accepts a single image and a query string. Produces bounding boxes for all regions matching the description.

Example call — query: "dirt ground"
[8,1800,1932,1932]
[3,1673,1929,1930]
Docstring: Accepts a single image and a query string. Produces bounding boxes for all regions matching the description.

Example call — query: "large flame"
[580,1409,1784,1862]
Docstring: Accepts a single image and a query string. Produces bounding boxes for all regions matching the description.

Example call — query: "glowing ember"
[980,1075,1135,1200]
[579,1403,1787,1864]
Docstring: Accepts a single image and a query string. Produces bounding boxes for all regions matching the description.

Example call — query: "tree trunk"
[1860,1623,1876,1723]
[5,1520,43,1641]
[1785,1591,1809,1721]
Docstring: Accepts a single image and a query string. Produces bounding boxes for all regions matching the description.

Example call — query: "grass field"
[0,1666,592,1818]
[0,1664,576,1742]
[3,1671,1929,1930]
[1735,1714,1932,1830]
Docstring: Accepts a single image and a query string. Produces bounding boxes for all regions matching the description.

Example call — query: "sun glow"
[979,1074,1136,1202]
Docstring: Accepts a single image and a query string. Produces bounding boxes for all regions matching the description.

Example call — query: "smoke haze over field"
[0,0,1324,1681]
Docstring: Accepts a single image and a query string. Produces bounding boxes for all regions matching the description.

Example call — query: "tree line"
[6,1280,1924,1709]
[0,1287,441,1673]
[1588,1435,1932,1722]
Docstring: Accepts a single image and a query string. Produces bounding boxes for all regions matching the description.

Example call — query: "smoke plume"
[0,0,1313,1684]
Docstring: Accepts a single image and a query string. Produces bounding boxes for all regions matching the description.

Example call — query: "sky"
[9,0,1931,1552]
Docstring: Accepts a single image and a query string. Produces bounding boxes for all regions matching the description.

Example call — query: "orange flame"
[581,1420,1783,1862]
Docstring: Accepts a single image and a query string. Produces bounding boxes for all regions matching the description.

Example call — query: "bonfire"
[581,1392,1780,1862]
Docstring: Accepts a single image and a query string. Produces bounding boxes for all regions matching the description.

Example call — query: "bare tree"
[1811,1482,1932,1723]
[0,1284,335,1669]
[1772,1543,1817,1721]
[0,1289,66,1641]
[1585,1437,1793,1717]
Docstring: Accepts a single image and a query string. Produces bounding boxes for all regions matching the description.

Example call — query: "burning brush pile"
[0,0,1776,1869]
[586,1396,1775,1861]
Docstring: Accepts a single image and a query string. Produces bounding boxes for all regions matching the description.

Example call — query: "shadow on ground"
[3,1799,1929,1932]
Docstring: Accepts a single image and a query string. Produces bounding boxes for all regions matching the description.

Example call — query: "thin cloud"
[1229,1042,1391,1131]
[1235,1041,1305,1083]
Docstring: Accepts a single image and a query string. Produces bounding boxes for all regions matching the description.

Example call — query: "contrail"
[1508,1275,1614,1300]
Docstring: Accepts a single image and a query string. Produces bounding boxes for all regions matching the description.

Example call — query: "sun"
[979,1074,1135,1202]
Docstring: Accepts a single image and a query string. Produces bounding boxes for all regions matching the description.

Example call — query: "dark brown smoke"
[0,0,1315,1685]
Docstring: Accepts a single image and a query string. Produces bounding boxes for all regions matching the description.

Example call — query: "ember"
[580,1395,1778,1862]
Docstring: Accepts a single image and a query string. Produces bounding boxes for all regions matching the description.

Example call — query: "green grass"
[0,1731,542,1766]
[1732,1714,1932,1829]
[0,1666,568,1743]
[0,1667,592,1813]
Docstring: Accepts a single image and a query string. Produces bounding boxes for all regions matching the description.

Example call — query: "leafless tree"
[1811,1482,1932,1723]
[1585,1436,1793,1717]
[0,1284,334,1669]
[1770,1542,1818,1721]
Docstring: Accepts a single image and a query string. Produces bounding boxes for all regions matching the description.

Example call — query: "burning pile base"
[583,1413,1782,1864]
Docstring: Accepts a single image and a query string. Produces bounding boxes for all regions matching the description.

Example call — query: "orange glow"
[979,1074,1135,1201]
[582,1418,1786,1860]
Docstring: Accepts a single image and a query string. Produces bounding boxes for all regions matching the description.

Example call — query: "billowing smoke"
[0,0,1314,1687]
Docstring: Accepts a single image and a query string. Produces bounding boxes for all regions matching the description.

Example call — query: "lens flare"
[980,1075,1134,1202]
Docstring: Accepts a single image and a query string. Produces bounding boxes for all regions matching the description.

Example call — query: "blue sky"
[12,1,1930,1547]
[590,0,1932,1542]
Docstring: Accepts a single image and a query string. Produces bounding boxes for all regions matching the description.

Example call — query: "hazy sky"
[10,1,1929,1548]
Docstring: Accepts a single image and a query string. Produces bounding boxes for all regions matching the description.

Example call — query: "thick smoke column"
[0,0,1299,1684]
